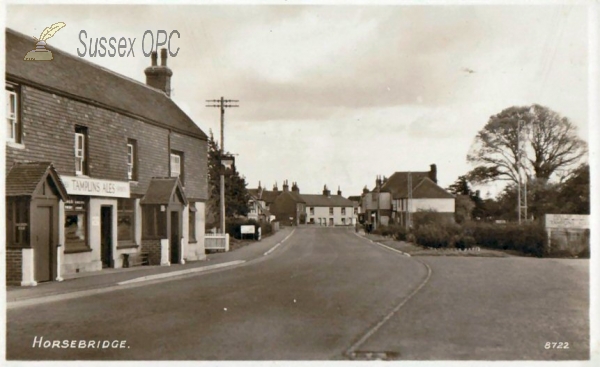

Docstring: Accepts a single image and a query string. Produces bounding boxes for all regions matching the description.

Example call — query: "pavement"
[6,227,294,306]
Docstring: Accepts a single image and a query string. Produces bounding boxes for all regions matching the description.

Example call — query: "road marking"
[117,260,246,285]
[354,233,411,257]
[264,229,296,256]
[347,233,432,355]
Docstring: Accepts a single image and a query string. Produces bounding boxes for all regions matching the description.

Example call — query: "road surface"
[6,227,589,360]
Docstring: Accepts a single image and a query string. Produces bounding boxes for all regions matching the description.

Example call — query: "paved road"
[6,227,589,360]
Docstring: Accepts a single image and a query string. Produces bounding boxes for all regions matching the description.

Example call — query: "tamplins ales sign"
[62,176,130,198]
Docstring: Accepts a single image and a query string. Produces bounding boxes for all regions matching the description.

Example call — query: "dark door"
[101,206,113,268]
[170,211,180,264]
[33,206,52,282]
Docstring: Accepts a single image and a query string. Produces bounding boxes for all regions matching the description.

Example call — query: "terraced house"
[5,28,209,286]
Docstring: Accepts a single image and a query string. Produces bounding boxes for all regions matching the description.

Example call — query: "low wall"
[142,240,162,265]
[6,248,22,286]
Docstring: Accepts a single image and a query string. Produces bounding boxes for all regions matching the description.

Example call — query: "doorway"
[170,211,180,264]
[100,206,113,268]
[33,206,53,282]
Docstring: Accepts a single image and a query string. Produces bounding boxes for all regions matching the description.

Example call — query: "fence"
[545,214,589,256]
[205,233,230,252]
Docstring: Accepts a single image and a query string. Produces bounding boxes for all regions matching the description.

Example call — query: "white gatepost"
[160,238,170,266]
[21,248,37,286]
[56,200,65,281]
[225,234,230,252]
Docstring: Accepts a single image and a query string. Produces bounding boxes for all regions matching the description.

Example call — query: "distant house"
[247,182,280,223]
[302,185,356,226]
[361,164,455,228]
[270,180,305,226]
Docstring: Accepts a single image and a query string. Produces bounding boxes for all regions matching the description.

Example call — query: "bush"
[414,224,451,248]
[464,222,547,257]
[372,224,408,241]
[455,235,476,250]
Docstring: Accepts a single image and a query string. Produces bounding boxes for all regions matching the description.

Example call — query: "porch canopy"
[140,177,188,206]
[6,162,68,200]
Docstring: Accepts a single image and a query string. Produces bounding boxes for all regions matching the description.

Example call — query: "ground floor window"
[342,218,346,225]
[309,218,314,224]
[329,218,334,226]
[118,198,135,242]
[6,198,30,247]
[189,204,197,243]
[65,197,89,252]
[142,205,167,239]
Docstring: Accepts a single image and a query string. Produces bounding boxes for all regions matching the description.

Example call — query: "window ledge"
[6,141,25,149]
[117,242,139,250]
[64,247,93,254]
[188,240,197,244]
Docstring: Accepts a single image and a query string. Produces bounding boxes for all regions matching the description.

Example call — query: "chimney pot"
[151,51,157,66]
[160,48,168,66]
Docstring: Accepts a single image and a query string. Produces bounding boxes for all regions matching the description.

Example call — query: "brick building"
[5,28,208,286]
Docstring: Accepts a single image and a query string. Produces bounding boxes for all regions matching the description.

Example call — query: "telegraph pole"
[206,97,239,234]
[407,172,413,229]
[516,119,528,224]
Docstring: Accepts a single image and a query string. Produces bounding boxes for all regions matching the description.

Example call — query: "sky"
[5,2,591,198]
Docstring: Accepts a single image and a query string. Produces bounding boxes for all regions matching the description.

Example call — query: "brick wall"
[142,240,161,265]
[6,248,22,285]
[5,84,207,199]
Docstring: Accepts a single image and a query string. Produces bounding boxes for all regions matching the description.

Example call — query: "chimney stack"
[292,182,300,193]
[283,180,289,192]
[323,184,331,197]
[337,186,342,196]
[429,164,438,183]
[144,47,173,97]
[362,185,369,194]
[273,182,278,192]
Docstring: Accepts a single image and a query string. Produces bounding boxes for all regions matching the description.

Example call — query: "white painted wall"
[305,206,355,226]
[396,198,455,213]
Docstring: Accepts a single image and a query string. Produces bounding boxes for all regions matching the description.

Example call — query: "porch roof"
[140,177,188,206]
[5,162,68,201]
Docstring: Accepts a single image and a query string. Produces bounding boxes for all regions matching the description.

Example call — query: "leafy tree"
[447,175,472,196]
[556,164,589,214]
[467,104,587,185]
[206,130,250,228]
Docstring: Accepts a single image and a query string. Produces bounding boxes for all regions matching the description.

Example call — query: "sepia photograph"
[1,0,597,364]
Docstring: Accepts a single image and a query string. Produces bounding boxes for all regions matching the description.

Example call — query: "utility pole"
[516,118,528,224]
[206,97,239,234]
[407,172,413,229]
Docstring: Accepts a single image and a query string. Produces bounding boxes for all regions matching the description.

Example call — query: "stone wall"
[6,248,22,285]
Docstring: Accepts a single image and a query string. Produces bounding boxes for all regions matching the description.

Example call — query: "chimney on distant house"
[292,182,300,194]
[337,186,342,196]
[363,185,369,194]
[323,184,331,197]
[273,182,278,192]
[375,175,382,191]
[283,180,289,192]
[429,164,438,183]
[144,48,173,96]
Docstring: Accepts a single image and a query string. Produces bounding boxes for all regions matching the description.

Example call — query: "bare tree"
[467,104,587,185]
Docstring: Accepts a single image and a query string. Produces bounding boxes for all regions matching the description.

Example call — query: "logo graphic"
[23,22,66,61]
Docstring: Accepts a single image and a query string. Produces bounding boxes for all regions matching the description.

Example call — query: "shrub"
[414,224,450,248]
[372,224,408,241]
[464,221,547,257]
[455,235,477,250]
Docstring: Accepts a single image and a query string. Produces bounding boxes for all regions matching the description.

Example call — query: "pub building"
[5,28,209,286]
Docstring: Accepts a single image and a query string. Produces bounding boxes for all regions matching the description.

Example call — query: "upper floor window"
[6,84,21,144]
[74,125,88,176]
[309,207,314,215]
[170,150,184,184]
[329,207,334,215]
[127,139,138,181]
[341,207,346,215]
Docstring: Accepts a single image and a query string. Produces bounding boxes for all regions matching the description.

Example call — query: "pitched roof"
[412,177,455,199]
[140,177,188,205]
[379,171,453,199]
[347,195,361,202]
[301,194,354,207]
[380,171,430,198]
[5,28,206,140]
[6,162,68,200]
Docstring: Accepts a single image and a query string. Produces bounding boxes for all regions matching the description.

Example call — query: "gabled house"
[361,164,455,228]
[270,180,305,226]
[5,28,209,285]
